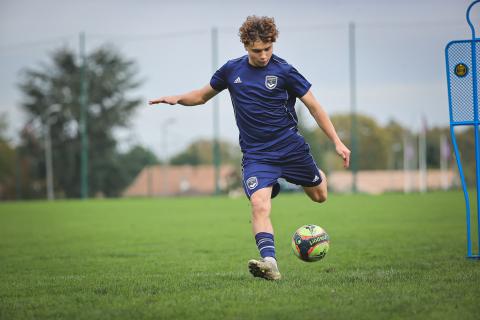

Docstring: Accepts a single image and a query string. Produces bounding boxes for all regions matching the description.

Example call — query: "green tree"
[455,127,475,186]
[0,113,6,138]
[303,113,390,172]
[384,120,408,170]
[18,46,142,198]
[424,126,449,169]
[298,113,451,173]
[0,113,16,199]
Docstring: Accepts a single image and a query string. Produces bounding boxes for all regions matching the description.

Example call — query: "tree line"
[0,44,475,200]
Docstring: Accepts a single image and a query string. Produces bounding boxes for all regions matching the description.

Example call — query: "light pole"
[162,118,176,196]
[43,104,61,201]
[390,143,401,192]
[79,31,89,199]
[212,27,221,195]
[349,21,358,193]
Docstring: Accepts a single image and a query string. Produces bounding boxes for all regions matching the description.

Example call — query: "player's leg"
[242,162,282,280]
[303,169,327,203]
[250,186,274,235]
[248,187,281,280]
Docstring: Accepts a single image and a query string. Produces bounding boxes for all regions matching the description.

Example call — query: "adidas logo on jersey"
[312,175,320,183]
[234,77,242,83]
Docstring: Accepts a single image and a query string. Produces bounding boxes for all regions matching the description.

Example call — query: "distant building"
[123,165,237,197]
[329,169,458,194]
[123,166,459,197]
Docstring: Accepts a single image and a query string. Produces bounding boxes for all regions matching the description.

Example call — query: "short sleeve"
[286,66,312,98]
[210,62,229,92]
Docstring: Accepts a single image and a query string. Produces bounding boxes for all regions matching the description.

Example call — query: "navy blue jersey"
[210,54,311,161]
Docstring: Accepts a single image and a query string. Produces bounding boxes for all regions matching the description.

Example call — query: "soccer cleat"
[248,258,281,280]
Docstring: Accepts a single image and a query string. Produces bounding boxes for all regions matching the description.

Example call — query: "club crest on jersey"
[246,177,258,190]
[265,75,278,89]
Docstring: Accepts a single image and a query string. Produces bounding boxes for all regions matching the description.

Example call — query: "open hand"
[148,96,179,105]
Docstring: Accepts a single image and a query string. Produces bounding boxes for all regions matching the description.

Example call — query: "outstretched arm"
[149,84,218,106]
[300,90,351,168]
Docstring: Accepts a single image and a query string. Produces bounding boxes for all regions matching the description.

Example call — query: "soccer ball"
[291,224,330,262]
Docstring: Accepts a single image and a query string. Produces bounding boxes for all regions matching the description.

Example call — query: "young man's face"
[245,41,273,67]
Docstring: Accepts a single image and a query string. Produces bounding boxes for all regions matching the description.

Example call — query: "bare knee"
[310,190,327,203]
[250,195,271,218]
[304,180,328,203]
[311,171,328,203]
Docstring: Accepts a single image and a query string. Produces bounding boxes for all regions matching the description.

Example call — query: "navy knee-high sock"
[255,232,276,259]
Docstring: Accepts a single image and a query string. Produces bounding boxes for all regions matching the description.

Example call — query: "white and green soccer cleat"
[248,258,281,280]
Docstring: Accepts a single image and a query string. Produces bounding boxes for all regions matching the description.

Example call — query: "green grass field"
[1,192,479,319]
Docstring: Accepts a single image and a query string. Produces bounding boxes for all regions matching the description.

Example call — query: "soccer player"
[149,16,350,280]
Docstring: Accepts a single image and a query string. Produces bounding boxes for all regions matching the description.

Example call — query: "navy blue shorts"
[241,147,322,199]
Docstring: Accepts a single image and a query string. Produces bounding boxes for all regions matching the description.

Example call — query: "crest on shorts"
[265,75,278,89]
[246,177,258,190]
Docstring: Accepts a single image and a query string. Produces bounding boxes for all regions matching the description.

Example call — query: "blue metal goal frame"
[445,0,480,260]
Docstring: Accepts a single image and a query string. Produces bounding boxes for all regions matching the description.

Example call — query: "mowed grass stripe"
[0,192,479,319]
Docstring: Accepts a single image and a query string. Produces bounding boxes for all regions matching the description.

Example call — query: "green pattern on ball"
[308,241,329,261]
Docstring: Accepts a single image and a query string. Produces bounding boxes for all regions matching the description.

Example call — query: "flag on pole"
[403,134,415,193]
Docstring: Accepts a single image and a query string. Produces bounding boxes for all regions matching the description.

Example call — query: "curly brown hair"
[238,16,279,46]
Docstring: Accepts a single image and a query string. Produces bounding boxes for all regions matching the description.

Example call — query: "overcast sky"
[0,0,478,159]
